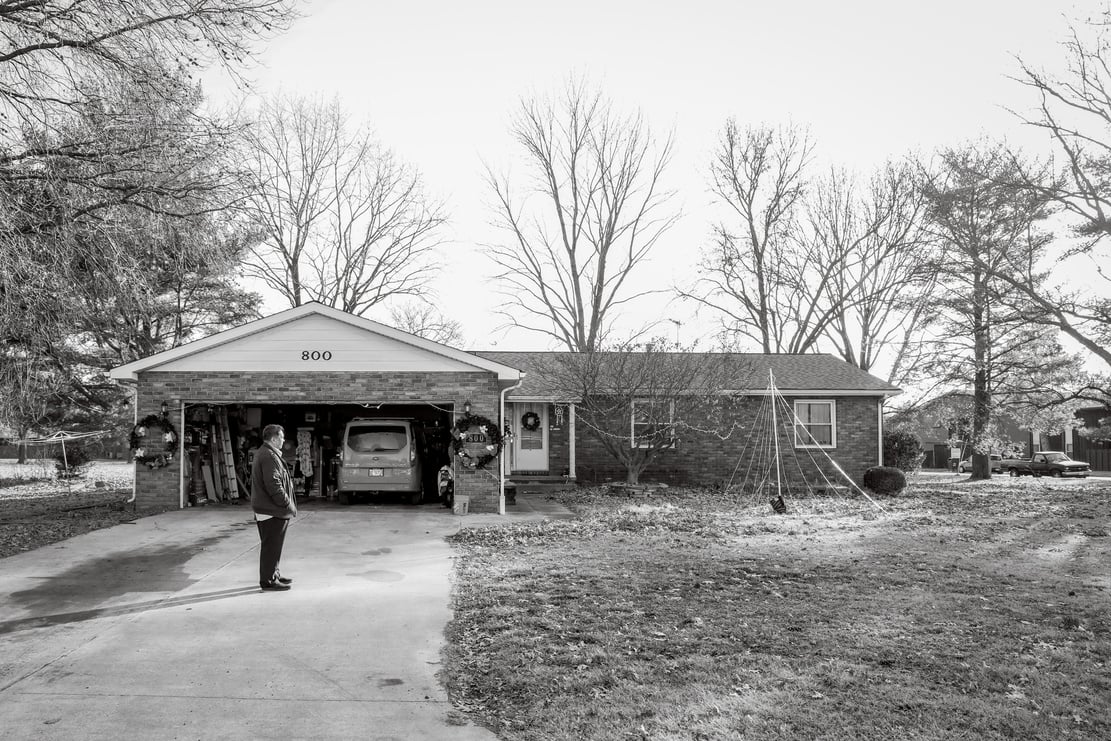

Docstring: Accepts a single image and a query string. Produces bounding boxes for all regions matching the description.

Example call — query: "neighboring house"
[109,303,900,513]
[1044,406,1111,471]
[891,393,1029,469]
[477,351,900,490]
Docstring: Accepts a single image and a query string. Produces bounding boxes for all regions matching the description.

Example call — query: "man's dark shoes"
[260,580,291,591]
[276,574,293,585]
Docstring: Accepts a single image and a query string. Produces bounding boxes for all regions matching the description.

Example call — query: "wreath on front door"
[450,413,505,469]
[521,411,541,432]
[129,414,179,469]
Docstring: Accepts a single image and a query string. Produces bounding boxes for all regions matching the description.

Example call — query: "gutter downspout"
[177,400,185,509]
[499,374,526,516]
[125,383,138,505]
[878,396,885,467]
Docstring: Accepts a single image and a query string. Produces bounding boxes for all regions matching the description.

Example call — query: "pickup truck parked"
[1000,451,1091,478]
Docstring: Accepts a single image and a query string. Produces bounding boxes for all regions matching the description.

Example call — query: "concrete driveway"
[0,499,568,740]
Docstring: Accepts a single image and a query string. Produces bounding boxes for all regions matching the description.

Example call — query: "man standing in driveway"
[251,424,297,591]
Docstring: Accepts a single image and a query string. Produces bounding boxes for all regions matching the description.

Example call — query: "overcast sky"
[210,0,1099,353]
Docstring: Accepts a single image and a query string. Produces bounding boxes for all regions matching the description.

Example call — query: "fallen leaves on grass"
[444,481,1111,740]
[1,460,138,558]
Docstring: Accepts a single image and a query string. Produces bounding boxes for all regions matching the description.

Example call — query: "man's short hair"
[262,424,285,442]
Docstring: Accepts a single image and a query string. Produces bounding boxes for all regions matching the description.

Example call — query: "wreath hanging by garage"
[451,413,505,469]
[520,410,541,432]
[129,414,179,469]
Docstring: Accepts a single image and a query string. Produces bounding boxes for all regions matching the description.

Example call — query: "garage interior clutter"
[179,402,455,507]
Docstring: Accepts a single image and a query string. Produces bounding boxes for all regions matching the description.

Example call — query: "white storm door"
[513,403,549,472]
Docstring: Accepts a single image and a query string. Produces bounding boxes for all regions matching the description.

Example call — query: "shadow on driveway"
[7,521,251,614]
[0,585,259,636]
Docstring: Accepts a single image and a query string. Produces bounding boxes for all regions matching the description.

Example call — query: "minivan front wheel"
[338,491,352,505]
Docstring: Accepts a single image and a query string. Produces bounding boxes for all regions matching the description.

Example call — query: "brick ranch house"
[110,303,900,514]
[476,350,900,491]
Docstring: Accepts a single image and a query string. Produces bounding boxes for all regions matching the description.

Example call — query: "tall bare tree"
[1005,13,1111,375]
[686,123,936,384]
[685,121,814,353]
[486,81,678,351]
[241,95,446,315]
[814,163,939,383]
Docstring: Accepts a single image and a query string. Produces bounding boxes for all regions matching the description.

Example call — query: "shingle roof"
[471,351,900,398]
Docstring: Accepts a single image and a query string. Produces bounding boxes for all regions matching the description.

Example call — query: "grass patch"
[0,460,137,558]
[444,478,1111,740]
[0,475,46,489]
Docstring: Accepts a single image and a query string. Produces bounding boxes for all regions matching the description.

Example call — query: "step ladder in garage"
[215,407,240,500]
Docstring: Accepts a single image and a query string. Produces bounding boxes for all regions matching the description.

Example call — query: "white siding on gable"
[150,314,480,373]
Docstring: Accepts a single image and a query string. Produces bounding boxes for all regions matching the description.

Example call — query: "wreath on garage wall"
[521,411,541,432]
[451,413,505,469]
[129,414,179,469]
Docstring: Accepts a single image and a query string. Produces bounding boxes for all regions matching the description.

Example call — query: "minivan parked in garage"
[336,418,424,504]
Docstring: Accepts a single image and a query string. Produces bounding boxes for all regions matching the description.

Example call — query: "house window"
[631,398,675,449]
[794,400,835,448]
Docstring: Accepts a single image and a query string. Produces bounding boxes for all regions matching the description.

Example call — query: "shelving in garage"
[180,402,454,506]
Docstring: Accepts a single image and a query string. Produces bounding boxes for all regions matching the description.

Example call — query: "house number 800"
[301,350,332,361]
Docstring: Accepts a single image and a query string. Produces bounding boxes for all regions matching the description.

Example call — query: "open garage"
[177,401,454,506]
[110,303,522,514]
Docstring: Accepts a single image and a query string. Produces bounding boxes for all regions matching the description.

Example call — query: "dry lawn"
[444,475,1111,740]
[0,459,138,558]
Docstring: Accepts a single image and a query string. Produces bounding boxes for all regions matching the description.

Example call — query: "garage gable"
[110,302,520,381]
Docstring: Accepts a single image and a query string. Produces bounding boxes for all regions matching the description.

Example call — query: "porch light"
[463,400,472,415]
[160,400,169,417]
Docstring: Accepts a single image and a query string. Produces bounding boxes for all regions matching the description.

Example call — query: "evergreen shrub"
[883,430,924,472]
[863,465,906,495]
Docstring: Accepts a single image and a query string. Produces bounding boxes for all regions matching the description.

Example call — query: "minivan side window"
[347,425,407,453]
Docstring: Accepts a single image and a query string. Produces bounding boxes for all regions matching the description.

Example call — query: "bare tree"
[388,302,465,346]
[486,80,678,351]
[685,121,814,353]
[241,95,446,315]
[1005,14,1111,372]
[687,123,936,383]
[534,339,745,484]
[815,163,939,383]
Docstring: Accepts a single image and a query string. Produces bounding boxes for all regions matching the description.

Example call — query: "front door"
[513,402,548,472]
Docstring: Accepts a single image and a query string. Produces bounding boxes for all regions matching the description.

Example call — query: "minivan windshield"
[347,425,407,453]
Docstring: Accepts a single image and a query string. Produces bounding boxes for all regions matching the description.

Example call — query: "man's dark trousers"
[256,517,289,584]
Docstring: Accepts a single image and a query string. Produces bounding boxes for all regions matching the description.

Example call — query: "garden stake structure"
[726,372,886,514]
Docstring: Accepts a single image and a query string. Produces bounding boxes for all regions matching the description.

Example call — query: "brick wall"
[134,370,504,513]
[569,395,883,489]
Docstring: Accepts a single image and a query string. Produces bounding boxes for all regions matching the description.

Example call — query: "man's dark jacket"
[250,442,297,518]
